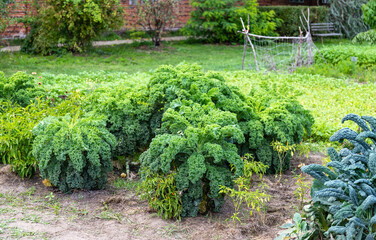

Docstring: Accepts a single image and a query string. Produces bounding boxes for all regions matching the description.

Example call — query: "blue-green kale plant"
[32,113,116,193]
[302,113,376,239]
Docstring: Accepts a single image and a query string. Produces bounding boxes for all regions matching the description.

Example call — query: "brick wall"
[2,0,324,39]
[258,0,322,6]
[2,0,32,39]
[2,0,193,39]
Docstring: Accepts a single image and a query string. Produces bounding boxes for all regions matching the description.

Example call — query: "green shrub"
[328,0,368,39]
[22,0,124,54]
[0,71,45,107]
[302,113,376,239]
[362,0,376,29]
[0,96,81,178]
[258,6,328,37]
[32,114,116,193]
[353,29,376,45]
[315,45,376,67]
[182,0,278,43]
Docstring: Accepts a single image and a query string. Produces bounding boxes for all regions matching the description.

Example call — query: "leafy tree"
[22,0,124,54]
[135,0,179,46]
[182,0,277,43]
[328,0,369,38]
[362,0,376,29]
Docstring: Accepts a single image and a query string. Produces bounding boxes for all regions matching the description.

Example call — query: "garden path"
[0,36,187,52]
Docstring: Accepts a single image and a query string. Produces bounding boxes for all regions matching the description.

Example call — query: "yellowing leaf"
[42,179,53,187]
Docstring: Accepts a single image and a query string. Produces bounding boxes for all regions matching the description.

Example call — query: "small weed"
[45,192,55,202]
[9,227,37,238]
[96,202,123,222]
[19,186,36,199]
[21,214,45,224]
[111,178,140,191]
[158,223,185,237]
[0,207,15,215]
[293,173,310,211]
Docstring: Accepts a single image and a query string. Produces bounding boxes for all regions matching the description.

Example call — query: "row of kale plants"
[0,64,316,219]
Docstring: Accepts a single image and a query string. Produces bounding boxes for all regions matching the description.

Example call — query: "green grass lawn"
[0,41,245,76]
[0,38,354,77]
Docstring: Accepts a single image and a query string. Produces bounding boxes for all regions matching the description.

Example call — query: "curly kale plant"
[32,114,116,193]
[86,87,152,158]
[140,102,245,217]
[0,71,45,107]
[302,113,376,239]
[146,64,314,173]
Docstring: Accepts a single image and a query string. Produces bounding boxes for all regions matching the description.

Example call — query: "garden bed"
[0,153,323,240]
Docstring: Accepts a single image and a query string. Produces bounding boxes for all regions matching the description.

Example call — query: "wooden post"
[240,18,259,72]
[242,36,247,70]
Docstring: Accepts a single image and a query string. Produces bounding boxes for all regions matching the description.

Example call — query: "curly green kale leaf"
[32,114,116,193]
[140,102,244,217]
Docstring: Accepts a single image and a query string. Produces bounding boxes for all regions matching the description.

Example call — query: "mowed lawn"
[0,41,244,76]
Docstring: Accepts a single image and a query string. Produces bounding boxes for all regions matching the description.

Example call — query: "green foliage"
[293,173,310,211]
[0,96,81,178]
[219,154,270,226]
[258,6,328,37]
[138,64,312,217]
[353,29,376,45]
[32,113,116,193]
[271,140,296,180]
[275,213,316,240]
[0,71,45,107]
[85,86,152,160]
[139,169,182,220]
[182,0,277,43]
[21,0,124,54]
[141,102,245,217]
[315,45,376,67]
[296,60,376,83]
[328,0,369,39]
[302,113,376,239]
[362,0,376,29]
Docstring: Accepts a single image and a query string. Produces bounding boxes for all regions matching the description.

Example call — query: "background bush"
[353,29,376,45]
[183,0,278,43]
[21,0,124,54]
[362,0,376,29]
[258,6,328,36]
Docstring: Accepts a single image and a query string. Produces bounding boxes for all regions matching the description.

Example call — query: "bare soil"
[0,153,324,240]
